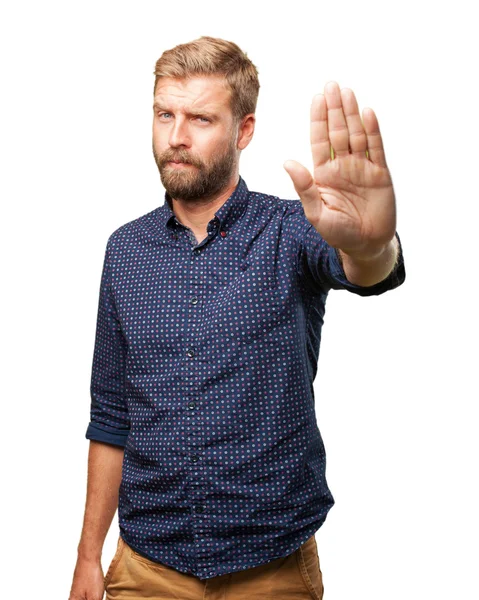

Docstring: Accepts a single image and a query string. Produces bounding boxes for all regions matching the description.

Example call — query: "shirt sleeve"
[298,221,406,296]
[85,238,130,448]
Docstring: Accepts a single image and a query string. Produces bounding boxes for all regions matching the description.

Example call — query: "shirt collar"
[160,175,249,232]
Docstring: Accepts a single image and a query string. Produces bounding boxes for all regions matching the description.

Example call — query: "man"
[69,36,405,600]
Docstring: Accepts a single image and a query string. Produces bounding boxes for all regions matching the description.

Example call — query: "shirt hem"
[119,520,327,580]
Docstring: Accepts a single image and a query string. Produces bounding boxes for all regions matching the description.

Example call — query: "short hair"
[153,36,260,125]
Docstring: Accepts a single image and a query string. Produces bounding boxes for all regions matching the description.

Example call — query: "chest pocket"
[212,260,281,345]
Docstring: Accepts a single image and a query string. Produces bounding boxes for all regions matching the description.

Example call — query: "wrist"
[77,541,102,563]
[339,237,396,263]
[338,236,399,286]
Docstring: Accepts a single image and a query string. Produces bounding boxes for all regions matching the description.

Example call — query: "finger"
[310,93,331,167]
[324,81,349,157]
[362,107,388,167]
[283,160,322,214]
[340,88,368,156]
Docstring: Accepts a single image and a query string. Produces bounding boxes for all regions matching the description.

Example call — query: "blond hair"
[153,36,260,124]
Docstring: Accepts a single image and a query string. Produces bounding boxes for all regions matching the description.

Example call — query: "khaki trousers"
[104,534,324,599]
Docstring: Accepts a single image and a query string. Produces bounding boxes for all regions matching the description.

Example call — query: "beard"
[153,131,238,203]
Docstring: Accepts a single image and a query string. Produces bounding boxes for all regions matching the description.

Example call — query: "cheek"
[202,134,231,159]
[152,124,164,143]
[152,131,169,156]
[152,121,171,142]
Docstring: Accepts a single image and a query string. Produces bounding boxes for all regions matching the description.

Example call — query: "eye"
[196,116,210,123]
[158,112,172,119]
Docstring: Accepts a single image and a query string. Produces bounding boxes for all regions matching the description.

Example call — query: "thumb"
[283,160,320,210]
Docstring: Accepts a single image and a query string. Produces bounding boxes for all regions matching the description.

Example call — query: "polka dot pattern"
[85,176,405,579]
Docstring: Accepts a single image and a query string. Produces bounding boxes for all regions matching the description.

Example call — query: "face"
[152,75,244,203]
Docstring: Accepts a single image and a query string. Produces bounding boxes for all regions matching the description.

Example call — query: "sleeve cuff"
[85,422,130,448]
[328,232,406,296]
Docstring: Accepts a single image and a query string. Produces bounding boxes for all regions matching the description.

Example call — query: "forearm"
[77,440,124,563]
[338,234,399,287]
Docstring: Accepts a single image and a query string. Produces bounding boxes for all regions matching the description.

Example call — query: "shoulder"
[105,206,163,253]
[247,188,307,222]
[258,189,313,237]
[244,187,316,248]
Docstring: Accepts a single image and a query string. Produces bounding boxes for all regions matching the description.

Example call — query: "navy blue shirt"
[85,175,405,579]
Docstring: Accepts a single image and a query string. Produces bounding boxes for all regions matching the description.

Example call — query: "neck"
[169,173,239,232]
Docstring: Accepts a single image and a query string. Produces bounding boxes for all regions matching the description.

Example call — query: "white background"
[2,1,478,598]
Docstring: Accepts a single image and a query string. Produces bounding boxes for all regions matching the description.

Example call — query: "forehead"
[154,75,232,115]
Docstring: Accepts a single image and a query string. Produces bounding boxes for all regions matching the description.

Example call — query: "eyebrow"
[153,102,218,120]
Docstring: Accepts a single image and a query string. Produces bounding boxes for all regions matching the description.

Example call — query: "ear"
[237,114,256,150]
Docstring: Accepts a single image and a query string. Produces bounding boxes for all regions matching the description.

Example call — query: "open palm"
[284,81,396,258]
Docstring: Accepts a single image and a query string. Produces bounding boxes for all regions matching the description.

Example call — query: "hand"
[68,556,105,600]
[284,81,396,260]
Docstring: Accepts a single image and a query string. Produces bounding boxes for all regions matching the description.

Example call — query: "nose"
[168,116,191,148]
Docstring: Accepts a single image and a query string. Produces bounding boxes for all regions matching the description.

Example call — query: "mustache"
[160,151,201,167]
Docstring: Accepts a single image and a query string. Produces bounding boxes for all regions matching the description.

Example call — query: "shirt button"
[220,230,227,238]
[194,505,205,513]
[187,401,196,409]
[190,296,199,305]
[190,455,199,462]
[186,348,195,358]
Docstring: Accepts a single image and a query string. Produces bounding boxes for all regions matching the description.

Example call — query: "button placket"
[184,242,208,537]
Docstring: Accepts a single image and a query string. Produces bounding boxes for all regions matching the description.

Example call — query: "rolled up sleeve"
[298,218,406,296]
[85,238,130,448]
